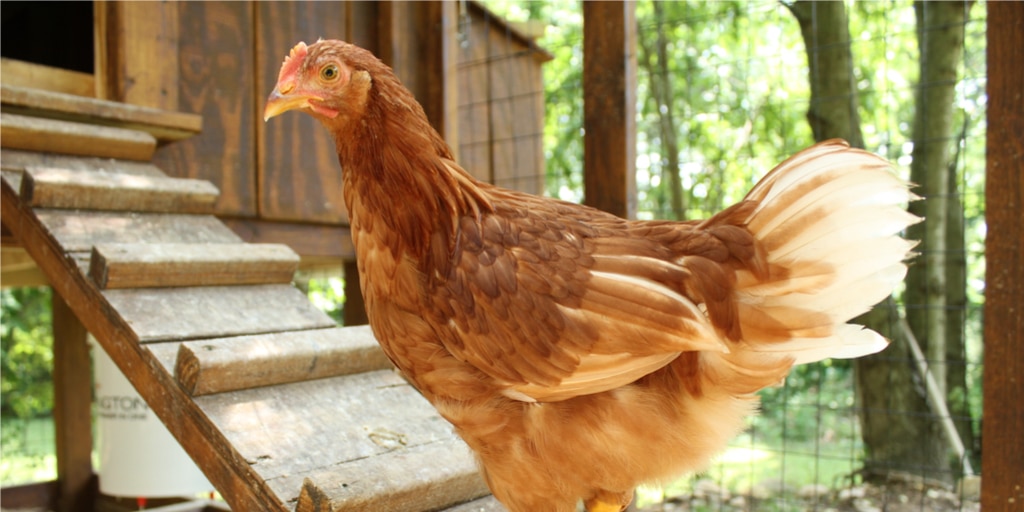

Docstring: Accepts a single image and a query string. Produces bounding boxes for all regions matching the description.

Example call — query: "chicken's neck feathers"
[335,83,492,269]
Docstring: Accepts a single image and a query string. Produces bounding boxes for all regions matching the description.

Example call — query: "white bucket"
[92,336,213,498]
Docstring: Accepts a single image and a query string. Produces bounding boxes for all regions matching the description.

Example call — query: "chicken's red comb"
[277,41,308,84]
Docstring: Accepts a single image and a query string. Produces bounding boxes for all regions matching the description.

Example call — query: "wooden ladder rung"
[295,437,488,512]
[0,83,203,142]
[174,325,391,396]
[89,242,299,289]
[0,112,157,161]
[20,166,218,213]
[104,284,335,343]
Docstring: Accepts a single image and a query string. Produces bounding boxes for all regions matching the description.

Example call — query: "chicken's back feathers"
[264,39,919,512]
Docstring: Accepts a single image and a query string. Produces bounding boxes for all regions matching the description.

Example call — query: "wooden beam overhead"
[582,1,638,219]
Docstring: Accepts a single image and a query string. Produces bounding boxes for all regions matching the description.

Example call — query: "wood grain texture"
[194,370,485,511]
[256,1,349,224]
[1,178,289,511]
[152,1,258,218]
[582,1,637,219]
[0,84,201,141]
[982,2,1024,510]
[89,242,299,289]
[455,2,550,195]
[0,58,95,98]
[20,166,218,213]
[103,284,335,343]
[295,438,488,512]
[222,217,354,260]
[52,294,96,512]
[0,113,156,162]
[97,1,180,111]
[379,1,459,148]
[0,149,167,177]
[174,325,390,396]
[35,210,241,253]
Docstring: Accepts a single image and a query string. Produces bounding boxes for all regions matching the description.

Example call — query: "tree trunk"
[944,121,976,470]
[786,0,948,482]
[903,0,974,478]
[638,1,685,220]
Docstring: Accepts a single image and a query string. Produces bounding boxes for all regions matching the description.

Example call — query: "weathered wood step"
[0,83,203,142]
[0,112,157,161]
[104,284,335,343]
[295,438,489,512]
[34,210,242,252]
[20,166,218,213]
[1,148,168,178]
[173,326,391,396]
[88,242,298,289]
[191,370,487,512]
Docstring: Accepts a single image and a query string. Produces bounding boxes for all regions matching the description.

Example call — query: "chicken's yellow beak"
[263,85,321,121]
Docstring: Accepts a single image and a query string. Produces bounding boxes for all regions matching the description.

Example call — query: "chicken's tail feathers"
[730,139,920,365]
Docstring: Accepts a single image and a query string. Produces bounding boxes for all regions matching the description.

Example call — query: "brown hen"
[264,40,919,512]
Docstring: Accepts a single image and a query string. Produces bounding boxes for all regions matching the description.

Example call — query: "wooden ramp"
[1,88,503,511]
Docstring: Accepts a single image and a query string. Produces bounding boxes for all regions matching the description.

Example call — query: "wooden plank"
[255,1,349,224]
[582,1,637,219]
[51,293,97,512]
[0,148,168,177]
[97,1,180,111]
[0,58,95,98]
[0,113,156,162]
[983,2,1024,510]
[152,1,258,218]
[194,370,483,509]
[295,438,488,512]
[103,284,334,343]
[174,325,390,396]
[89,242,299,290]
[0,480,59,511]
[35,210,241,253]
[222,218,354,260]
[2,179,290,511]
[20,166,218,213]
[1,84,202,142]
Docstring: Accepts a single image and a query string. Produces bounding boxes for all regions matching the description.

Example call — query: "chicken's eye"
[320,64,340,82]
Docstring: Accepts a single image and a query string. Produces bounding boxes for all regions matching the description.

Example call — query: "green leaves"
[1,287,54,419]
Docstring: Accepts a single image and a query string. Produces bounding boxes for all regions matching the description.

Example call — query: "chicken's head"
[263,39,376,125]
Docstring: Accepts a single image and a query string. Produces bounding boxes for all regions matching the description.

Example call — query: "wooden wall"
[127,1,552,261]
[457,2,551,195]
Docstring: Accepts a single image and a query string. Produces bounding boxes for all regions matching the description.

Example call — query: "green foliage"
[1,287,54,419]
[305,277,346,324]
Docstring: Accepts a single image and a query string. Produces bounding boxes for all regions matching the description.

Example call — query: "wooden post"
[582,1,637,219]
[982,2,1024,510]
[52,293,96,512]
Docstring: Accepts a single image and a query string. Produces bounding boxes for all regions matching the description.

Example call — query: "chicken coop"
[1,1,1020,512]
